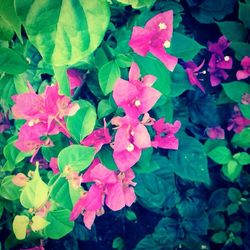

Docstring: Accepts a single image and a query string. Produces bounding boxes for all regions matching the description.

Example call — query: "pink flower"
[129,11,177,71]
[113,62,161,118]
[151,119,181,149]
[227,105,250,133]
[183,60,206,93]
[236,56,250,80]
[81,120,112,153]
[241,93,250,105]
[106,169,136,211]
[208,36,232,87]
[67,69,82,90]
[70,185,105,229]
[49,157,59,174]
[207,126,225,139]
[112,116,151,171]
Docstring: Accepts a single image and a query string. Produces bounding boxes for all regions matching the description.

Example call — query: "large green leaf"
[169,137,210,184]
[0,48,28,74]
[207,146,232,164]
[239,2,250,29]
[216,21,247,42]
[231,128,250,148]
[45,209,74,239]
[98,60,121,96]
[15,0,110,65]
[0,175,21,200]
[170,32,204,61]
[58,145,95,173]
[133,53,171,96]
[0,0,22,41]
[230,42,250,61]
[66,100,96,142]
[20,167,49,209]
[222,81,250,103]
[13,215,29,240]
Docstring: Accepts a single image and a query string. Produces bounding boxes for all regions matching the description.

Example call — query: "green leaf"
[233,152,250,165]
[230,42,250,61]
[170,32,204,61]
[115,54,133,68]
[0,176,21,200]
[211,231,227,244]
[54,65,70,97]
[0,47,28,74]
[207,146,232,164]
[0,0,22,41]
[117,0,156,9]
[222,81,250,102]
[239,2,250,29]
[231,128,250,148]
[58,145,95,172]
[239,103,250,119]
[204,139,227,153]
[228,187,241,203]
[98,145,118,171]
[31,215,50,231]
[97,99,115,119]
[13,215,29,240]
[126,210,137,221]
[112,236,124,250]
[133,53,171,96]
[227,203,239,216]
[169,137,209,184]
[20,167,49,209]
[242,198,250,213]
[67,100,96,142]
[15,0,110,65]
[222,160,242,182]
[98,60,121,96]
[169,64,194,97]
[228,221,242,233]
[216,21,247,42]
[45,209,74,239]
[0,16,14,41]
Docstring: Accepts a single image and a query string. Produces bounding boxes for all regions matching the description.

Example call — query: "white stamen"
[131,130,135,136]
[224,56,230,62]
[28,121,34,127]
[164,40,171,48]
[201,70,206,74]
[126,143,134,152]
[158,22,167,30]
[134,100,141,107]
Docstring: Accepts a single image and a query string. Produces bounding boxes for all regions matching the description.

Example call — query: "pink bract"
[113,62,161,118]
[236,56,250,80]
[152,119,181,149]
[207,126,225,139]
[129,11,177,71]
[112,116,151,171]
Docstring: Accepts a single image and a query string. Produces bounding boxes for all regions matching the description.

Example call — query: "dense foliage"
[0,0,250,249]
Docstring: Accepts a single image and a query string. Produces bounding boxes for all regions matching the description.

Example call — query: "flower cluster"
[12,72,81,161]
[208,36,233,86]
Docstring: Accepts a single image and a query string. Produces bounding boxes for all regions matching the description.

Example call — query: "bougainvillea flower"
[106,169,136,211]
[15,123,52,152]
[208,36,230,57]
[236,56,250,80]
[81,120,112,153]
[49,157,59,174]
[183,60,206,93]
[206,126,225,139]
[12,173,29,187]
[129,11,177,71]
[67,68,82,90]
[227,105,250,133]
[209,67,229,87]
[151,118,181,149]
[82,159,117,184]
[112,116,151,171]
[113,62,161,118]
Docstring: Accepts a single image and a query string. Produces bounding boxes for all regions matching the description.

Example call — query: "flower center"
[224,56,230,62]
[126,143,134,152]
[28,118,40,127]
[130,130,135,136]
[134,100,141,107]
[164,40,171,48]
[158,22,167,30]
